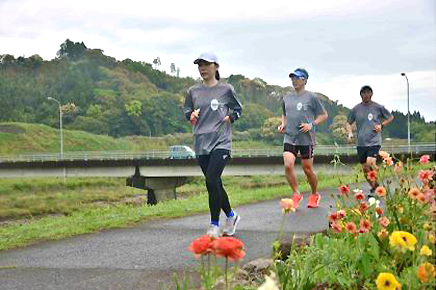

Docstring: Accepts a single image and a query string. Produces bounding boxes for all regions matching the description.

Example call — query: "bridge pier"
[126,167,190,205]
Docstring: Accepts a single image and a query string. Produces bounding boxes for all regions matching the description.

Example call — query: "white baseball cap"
[193,52,219,65]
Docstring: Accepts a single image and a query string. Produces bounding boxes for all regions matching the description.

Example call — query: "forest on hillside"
[0,39,434,145]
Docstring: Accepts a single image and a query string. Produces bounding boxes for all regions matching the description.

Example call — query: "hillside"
[0,39,433,148]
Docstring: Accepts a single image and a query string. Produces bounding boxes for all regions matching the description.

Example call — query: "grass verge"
[0,171,363,251]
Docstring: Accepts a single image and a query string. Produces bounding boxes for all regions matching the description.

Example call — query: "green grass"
[0,122,281,156]
[0,171,365,251]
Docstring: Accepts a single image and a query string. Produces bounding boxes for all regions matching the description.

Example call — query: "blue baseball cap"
[194,52,219,65]
[289,68,309,79]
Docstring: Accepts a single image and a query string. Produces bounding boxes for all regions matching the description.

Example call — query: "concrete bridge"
[0,144,434,204]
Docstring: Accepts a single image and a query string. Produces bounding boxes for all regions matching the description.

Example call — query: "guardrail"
[0,143,434,163]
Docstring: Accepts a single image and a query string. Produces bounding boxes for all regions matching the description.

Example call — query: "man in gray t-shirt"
[278,68,328,209]
[346,85,394,195]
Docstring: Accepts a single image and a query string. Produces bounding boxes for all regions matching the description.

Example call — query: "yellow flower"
[376,273,401,290]
[429,233,435,244]
[279,198,295,214]
[420,245,432,256]
[417,263,435,283]
[389,231,417,251]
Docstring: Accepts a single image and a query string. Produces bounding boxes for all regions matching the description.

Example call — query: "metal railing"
[0,143,434,163]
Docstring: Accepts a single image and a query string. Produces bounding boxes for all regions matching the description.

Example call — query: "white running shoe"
[222,214,241,236]
[206,225,221,239]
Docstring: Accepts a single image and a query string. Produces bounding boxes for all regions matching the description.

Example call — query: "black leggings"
[198,149,232,223]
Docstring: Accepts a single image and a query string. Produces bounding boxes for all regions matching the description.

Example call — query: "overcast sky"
[1,0,435,121]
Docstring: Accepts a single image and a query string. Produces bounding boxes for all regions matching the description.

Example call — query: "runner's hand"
[373,124,382,133]
[299,123,312,133]
[190,109,200,125]
[278,123,285,133]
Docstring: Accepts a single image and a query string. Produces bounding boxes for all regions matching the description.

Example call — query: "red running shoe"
[307,193,321,208]
[292,193,303,209]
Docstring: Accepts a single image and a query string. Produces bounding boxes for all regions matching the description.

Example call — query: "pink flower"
[337,210,346,219]
[338,185,350,195]
[383,156,394,167]
[331,222,342,233]
[419,170,433,184]
[375,186,387,197]
[354,190,365,201]
[359,219,372,233]
[379,151,390,159]
[419,155,430,165]
[378,216,390,227]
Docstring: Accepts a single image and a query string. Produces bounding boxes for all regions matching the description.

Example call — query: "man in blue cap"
[278,68,328,209]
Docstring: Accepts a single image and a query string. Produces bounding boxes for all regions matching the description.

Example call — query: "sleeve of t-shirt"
[311,94,326,116]
[347,108,355,124]
[379,105,392,119]
[227,84,243,121]
[282,100,286,116]
[183,88,194,121]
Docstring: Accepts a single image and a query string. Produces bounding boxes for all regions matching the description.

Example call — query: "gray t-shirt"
[348,101,392,146]
[282,91,326,145]
[184,82,242,155]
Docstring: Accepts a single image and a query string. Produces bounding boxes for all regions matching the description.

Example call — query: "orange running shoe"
[307,193,321,208]
[292,193,303,209]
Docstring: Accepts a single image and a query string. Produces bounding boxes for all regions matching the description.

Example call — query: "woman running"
[184,52,242,238]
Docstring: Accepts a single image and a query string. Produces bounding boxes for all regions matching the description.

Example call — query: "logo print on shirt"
[223,154,228,160]
[210,99,219,111]
[297,103,303,111]
[367,113,374,121]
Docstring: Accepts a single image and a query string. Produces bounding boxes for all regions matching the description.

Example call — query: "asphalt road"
[0,183,371,290]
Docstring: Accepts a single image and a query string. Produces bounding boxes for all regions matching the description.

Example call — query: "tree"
[56,39,88,61]
[260,117,282,145]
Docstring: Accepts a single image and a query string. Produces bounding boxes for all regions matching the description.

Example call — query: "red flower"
[376,207,383,216]
[354,190,365,201]
[338,185,350,195]
[188,235,214,258]
[211,237,245,261]
[346,222,357,234]
[359,202,369,214]
[419,155,430,165]
[360,219,372,232]
[367,170,377,182]
[328,212,339,223]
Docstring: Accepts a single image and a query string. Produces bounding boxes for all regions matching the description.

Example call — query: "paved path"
[0,183,371,290]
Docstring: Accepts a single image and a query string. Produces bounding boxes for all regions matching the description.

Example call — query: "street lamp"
[400,73,410,153]
[47,97,63,158]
